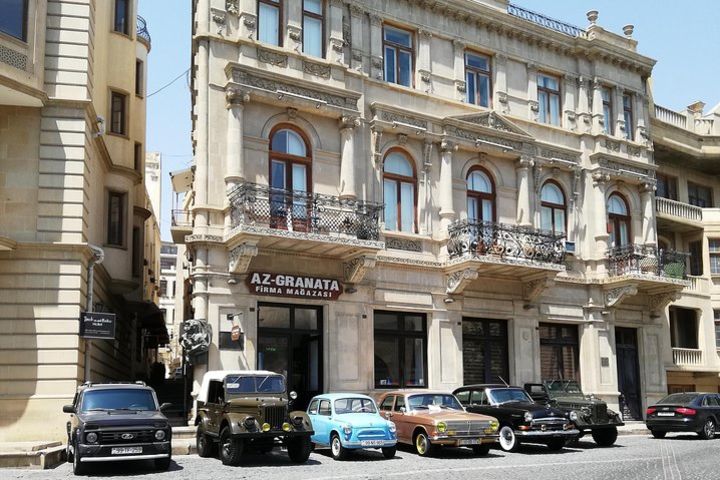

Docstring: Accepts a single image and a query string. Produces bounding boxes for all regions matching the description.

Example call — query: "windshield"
[488,388,532,405]
[546,380,584,396]
[408,394,463,411]
[80,389,157,412]
[334,398,377,414]
[658,393,697,405]
[225,375,285,394]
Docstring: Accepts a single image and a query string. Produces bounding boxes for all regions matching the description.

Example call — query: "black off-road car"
[194,370,314,466]
[524,380,624,446]
[63,381,172,475]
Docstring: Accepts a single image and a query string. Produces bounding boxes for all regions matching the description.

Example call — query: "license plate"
[657,412,674,417]
[111,447,143,455]
[360,440,385,447]
[459,439,480,445]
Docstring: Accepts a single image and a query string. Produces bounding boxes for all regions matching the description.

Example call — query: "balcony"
[655,197,703,232]
[445,220,565,295]
[605,245,689,299]
[137,16,151,49]
[170,210,192,244]
[507,3,587,38]
[672,348,702,367]
[226,182,384,259]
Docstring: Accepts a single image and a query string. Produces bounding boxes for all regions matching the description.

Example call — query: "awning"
[126,301,170,346]
[170,167,193,193]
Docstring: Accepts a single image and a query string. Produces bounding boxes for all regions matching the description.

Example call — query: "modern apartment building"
[0,0,164,441]
[180,0,714,420]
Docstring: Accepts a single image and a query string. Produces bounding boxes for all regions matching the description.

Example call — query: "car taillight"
[675,407,696,416]
[646,407,656,415]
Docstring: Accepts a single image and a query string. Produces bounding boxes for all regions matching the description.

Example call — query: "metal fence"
[137,15,151,45]
[606,244,688,279]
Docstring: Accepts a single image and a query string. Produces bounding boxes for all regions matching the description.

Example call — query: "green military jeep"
[524,380,624,446]
[195,370,314,466]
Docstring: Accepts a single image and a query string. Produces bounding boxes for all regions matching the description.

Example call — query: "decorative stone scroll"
[446,268,479,295]
[604,285,638,308]
[228,243,259,274]
[343,255,376,284]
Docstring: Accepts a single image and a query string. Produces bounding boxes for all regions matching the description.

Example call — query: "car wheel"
[154,457,171,471]
[414,430,434,457]
[72,441,86,475]
[287,436,312,463]
[546,438,566,451]
[650,430,666,439]
[66,436,74,463]
[699,418,716,440]
[219,427,243,466]
[381,446,396,459]
[330,433,348,460]
[472,444,491,456]
[591,427,618,447]
[498,426,519,452]
[196,429,215,458]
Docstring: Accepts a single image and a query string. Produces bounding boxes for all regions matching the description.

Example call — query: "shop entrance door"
[257,303,322,410]
[462,318,509,385]
[615,327,642,420]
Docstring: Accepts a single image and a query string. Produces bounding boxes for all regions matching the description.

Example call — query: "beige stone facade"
[0,0,161,441]
[181,0,718,423]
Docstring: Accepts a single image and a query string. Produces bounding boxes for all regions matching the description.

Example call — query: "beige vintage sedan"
[376,390,499,456]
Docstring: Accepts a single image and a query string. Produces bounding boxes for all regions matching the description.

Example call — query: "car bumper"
[646,418,700,432]
[516,429,579,439]
[430,434,499,446]
[77,442,171,462]
[232,430,314,439]
[574,422,624,432]
[342,439,397,448]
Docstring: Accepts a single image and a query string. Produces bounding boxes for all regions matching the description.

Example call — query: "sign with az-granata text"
[247,272,343,300]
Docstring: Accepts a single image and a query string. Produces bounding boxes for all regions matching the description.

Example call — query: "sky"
[138,0,719,241]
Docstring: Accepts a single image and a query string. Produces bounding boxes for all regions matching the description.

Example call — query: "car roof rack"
[81,381,147,387]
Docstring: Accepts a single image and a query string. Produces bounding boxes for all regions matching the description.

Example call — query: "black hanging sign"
[79,312,116,339]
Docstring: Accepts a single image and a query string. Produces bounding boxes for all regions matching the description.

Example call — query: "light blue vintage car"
[307,393,397,460]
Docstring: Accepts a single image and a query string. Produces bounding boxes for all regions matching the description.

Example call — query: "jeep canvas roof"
[197,370,280,403]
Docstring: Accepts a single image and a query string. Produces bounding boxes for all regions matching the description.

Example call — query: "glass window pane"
[384,27,411,47]
[294,308,318,330]
[0,0,26,40]
[375,312,399,330]
[384,180,398,230]
[466,71,476,104]
[467,198,477,221]
[404,338,425,387]
[303,16,323,57]
[554,209,566,234]
[398,51,412,87]
[541,206,552,231]
[624,111,633,139]
[258,3,280,45]
[466,53,489,70]
[608,195,627,215]
[619,222,629,246]
[468,171,491,193]
[400,182,414,232]
[271,130,287,152]
[257,336,289,377]
[258,306,290,328]
[538,91,548,123]
[541,183,564,204]
[404,315,424,332]
[482,199,493,221]
[375,337,400,387]
[286,130,306,156]
[384,152,413,176]
[384,47,396,83]
[304,0,322,14]
[270,160,286,189]
[603,104,612,133]
[292,164,306,192]
[478,75,490,107]
[549,94,560,125]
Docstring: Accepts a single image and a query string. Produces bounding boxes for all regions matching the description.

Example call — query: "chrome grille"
[531,417,566,431]
[445,420,491,435]
[99,430,154,444]
[263,406,287,429]
[356,429,388,440]
[593,404,608,423]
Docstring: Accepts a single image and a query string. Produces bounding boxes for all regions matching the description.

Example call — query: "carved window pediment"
[448,111,532,138]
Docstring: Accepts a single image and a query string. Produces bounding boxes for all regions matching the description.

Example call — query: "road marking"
[310,456,665,480]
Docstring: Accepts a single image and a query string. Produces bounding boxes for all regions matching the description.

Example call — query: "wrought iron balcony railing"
[228,182,383,241]
[447,220,566,265]
[137,15,151,46]
[606,245,689,279]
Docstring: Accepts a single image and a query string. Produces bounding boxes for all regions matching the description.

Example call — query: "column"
[328,0,345,63]
[634,92,648,143]
[576,76,591,133]
[563,74,577,131]
[225,88,248,189]
[339,115,360,199]
[516,155,533,226]
[494,54,508,113]
[439,139,456,233]
[417,29,432,91]
[369,14,383,80]
[592,172,611,260]
[526,62,538,121]
[452,40,466,102]
[591,78,604,135]
[284,0,302,49]
[348,3,364,71]
[640,182,656,245]
[614,85,625,138]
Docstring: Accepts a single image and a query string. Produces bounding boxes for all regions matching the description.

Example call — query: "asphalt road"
[4,434,718,479]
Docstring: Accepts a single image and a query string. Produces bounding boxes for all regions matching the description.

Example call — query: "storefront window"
[374,311,427,388]
[539,323,579,382]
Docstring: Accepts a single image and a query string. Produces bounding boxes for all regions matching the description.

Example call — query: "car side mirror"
[289,391,298,400]
[160,403,172,411]
[399,406,406,413]
[63,405,75,414]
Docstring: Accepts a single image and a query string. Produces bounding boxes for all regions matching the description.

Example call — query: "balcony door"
[269,126,312,231]
[615,327,641,420]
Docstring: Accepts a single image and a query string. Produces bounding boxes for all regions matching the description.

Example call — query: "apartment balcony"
[655,197,703,232]
[605,245,689,298]
[672,348,703,368]
[445,220,565,296]
[226,182,384,260]
[136,15,151,49]
[170,209,192,244]
[683,275,710,296]
[654,104,717,136]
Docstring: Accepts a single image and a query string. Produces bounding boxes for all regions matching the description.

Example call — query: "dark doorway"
[462,318,509,385]
[539,323,579,382]
[257,303,322,410]
[615,327,642,420]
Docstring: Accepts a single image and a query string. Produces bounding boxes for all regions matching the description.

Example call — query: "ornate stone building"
[180,0,715,419]
[0,0,164,441]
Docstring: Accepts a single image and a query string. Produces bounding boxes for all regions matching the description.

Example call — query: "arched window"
[383,150,416,232]
[607,193,630,247]
[466,167,495,222]
[540,181,566,235]
[269,126,312,230]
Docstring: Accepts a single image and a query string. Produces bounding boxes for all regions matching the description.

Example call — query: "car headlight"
[569,411,579,422]
[262,423,271,432]
[155,430,166,441]
[343,425,352,435]
[488,420,499,433]
[436,421,447,434]
[523,412,533,422]
[86,432,98,443]
[282,422,292,432]
[388,421,396,433]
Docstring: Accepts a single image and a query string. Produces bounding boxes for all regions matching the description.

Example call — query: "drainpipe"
[84,244,105,383]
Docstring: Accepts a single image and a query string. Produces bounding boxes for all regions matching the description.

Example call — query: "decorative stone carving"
[397,133,408,145]
[0,44,27,71]
[211,8,227,34]
[538,148,580,164]
[517,155,534,169]
[385,237,422,252]
[228,243,258,274]
[627,145,642,157]
[343,255,376,284]
[592,171,611,186]
[339,115,361,131]
[369,14,382,26]
[604,285,638,308]
[455,80,467,93]
[258,48,288,67]
[456,111,523,134]
[351,49,363,62]
[440,138,457,153]
[242,13,257,32]
[185,234,224,244]
[302,60,331,78]
[446,268,479,295]
[523,276,555,303]
[380,111,428,129]
[180,319,212,359]
[288,25,302,43]
[286,107,298,119]
[647,291,681,313]
[225,0,238,15]
[371,55,383,69]
[443,125,522,151]
[348,4,364,17]
[604,138,621,153]
[225,88,250,108]
[419,69,432,83]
